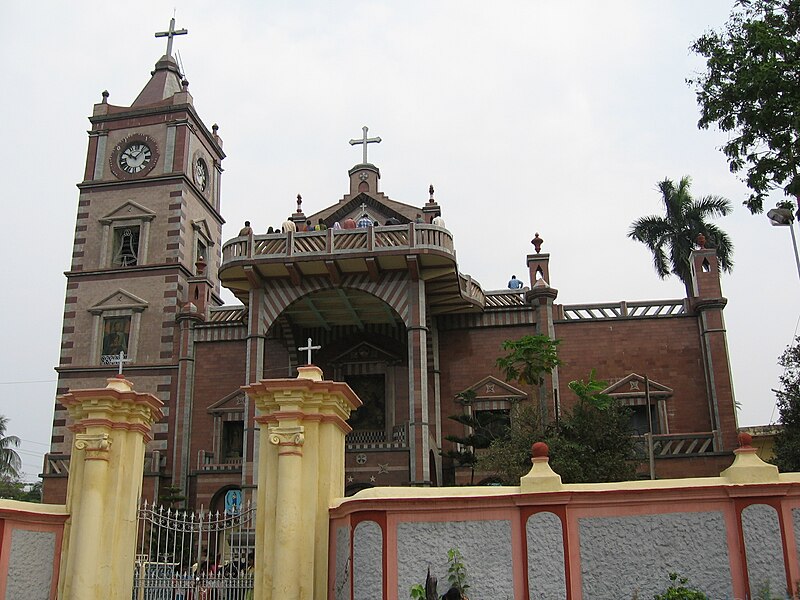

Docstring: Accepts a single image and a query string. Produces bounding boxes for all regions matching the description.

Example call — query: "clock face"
[195,157,208,191]
[119,142,152,174]
[109,134,159,180]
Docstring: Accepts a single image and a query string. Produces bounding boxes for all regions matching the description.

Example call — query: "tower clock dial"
[194,157,208,191]
[109,133,159,180]
[119,142,152,174]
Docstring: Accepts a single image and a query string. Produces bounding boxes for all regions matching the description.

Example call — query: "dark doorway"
[345,374,386,431]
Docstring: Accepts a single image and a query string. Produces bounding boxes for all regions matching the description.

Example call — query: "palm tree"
[628,176,734,296]
[0,415,22,480]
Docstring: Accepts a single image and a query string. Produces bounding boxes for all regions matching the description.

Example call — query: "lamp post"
[766,207,800,281]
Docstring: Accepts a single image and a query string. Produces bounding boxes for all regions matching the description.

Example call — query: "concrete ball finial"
[101,90,109,103]
[532,441,549,459]
[182,79,189,90]
[738,431,753,448]
[531,233,544,254]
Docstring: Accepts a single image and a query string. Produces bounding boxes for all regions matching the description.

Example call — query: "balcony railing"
[222,224,455,264]
[44,451,165,476]
[346,424,407,450]
[634,431,720,458]
[560,299,687,321]
[197,450,243,471]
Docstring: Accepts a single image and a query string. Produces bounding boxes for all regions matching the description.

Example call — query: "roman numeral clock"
[109,133,159,179]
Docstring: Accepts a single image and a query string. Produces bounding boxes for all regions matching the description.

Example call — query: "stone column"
[245,365,361,600]
[526,278,560,421]
[58,376,163,600]
[406,272,430,485]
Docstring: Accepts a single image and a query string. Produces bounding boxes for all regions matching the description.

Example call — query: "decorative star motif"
[359,172,369,182]
[377,463,389,474]
[356,453,367,465]
[347,475,354,483]
[369,476,376,483]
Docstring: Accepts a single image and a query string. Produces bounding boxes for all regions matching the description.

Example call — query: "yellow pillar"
[245,365,361,600]
[58,376,163,600]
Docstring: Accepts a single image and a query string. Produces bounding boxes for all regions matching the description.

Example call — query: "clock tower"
[43,22,225,503]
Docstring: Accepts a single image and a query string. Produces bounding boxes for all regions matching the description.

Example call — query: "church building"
[42,26,740,509]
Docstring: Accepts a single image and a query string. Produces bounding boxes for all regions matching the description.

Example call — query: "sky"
[1,1,798,482]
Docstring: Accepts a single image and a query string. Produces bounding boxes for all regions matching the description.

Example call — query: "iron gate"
[132,499,256,600]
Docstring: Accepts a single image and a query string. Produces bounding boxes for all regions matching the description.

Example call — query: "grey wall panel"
[579,511,732,598]
[742,504,787,597]
[526,512,566,600]
[6,529,55,600]
[354,521,383,600]
[334,525,352,600]
[396,520,513,600]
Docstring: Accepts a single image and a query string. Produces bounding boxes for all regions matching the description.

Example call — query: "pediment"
[192,219,215,245]
[327,193,408,226]
[457,375,527,402]
[88,289,148,314]
[330,341,401,364]
[208,389,246,414]
[601,373,673,399]
[100,200,157,223]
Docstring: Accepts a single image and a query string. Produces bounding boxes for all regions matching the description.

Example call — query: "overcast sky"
[2,1,798,482]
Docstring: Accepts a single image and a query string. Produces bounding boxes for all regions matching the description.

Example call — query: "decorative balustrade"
[346,424,407,450]
[44,450,165,476]
[634,431,720,458]
[560,299,687,321]
[197,450,244,471]
[222,224,456,263]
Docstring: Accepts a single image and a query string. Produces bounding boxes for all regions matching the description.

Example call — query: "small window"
[473,409,511,445]
[112,226,140,267]
[196,239,207,264]
[100,315,131,364]
[629,405,660,436]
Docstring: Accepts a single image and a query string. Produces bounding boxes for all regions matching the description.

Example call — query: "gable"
[330,341,402,365]
[600,373,673,399]
[208,389,246,415]
[457,375,528,402]
[99,200,157,223]
[325,193,409,226]
[192,218,215,244]
[88,289,148,314]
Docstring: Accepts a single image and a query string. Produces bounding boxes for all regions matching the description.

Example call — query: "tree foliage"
[773,336,800,472]
[628,176,733,295]
[495,335,561,387]
[0,477,42,503]
[689,0,800,214]
[477,372,639,484]
[0,415,22,481]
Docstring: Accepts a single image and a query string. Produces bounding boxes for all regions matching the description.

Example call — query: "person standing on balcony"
[342,217,356,229]
[357,213,372,228]
[432,213,445,227]
[238,221,253,236]
[282,217,296,233]
[414,213,424,224]
[508,275,523,289]
[315,218,327,231]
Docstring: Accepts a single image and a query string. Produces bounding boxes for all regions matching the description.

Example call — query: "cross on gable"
[298,337,322,365]
[349,126,381,164]
[155,17,188,58]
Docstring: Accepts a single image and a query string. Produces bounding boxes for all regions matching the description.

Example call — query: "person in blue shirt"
[357,214,373,228]
[508,275,523,289]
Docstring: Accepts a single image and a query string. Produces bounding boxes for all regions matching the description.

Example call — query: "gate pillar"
[58,375,163,600]
[245,365,361,600]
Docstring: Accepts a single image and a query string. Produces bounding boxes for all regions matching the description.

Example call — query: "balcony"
[197,450,243,472]
[346,424,407,451]
[219,224,485,314]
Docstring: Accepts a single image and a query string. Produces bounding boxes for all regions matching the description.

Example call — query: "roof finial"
[101,90,109,104]
[349,125,381,164]
[531,232,544,254]
[428,184,435,203]
[296,194,303,213]
[155,16,188,58]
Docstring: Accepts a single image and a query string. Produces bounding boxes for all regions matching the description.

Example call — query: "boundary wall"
[330,445,800,600]
[0,500,68,600]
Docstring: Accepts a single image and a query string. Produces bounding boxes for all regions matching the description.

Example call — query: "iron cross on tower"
[108,351,132,376]
[155,17,188,58]
[298,337,322,365]
[349,126,381,164]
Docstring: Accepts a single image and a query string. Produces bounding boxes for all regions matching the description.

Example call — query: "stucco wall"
[5,529,55,600]
[526,511,566,600]
[579,511,732,598]
[395,519,513,600]
[354,521,382,600]
[742,504,787,596]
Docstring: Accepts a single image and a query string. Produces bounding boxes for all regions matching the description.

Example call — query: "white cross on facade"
[349,126,381,164]
[108,351,132,375]
[298,337,321,365]
[155,17,188,58]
